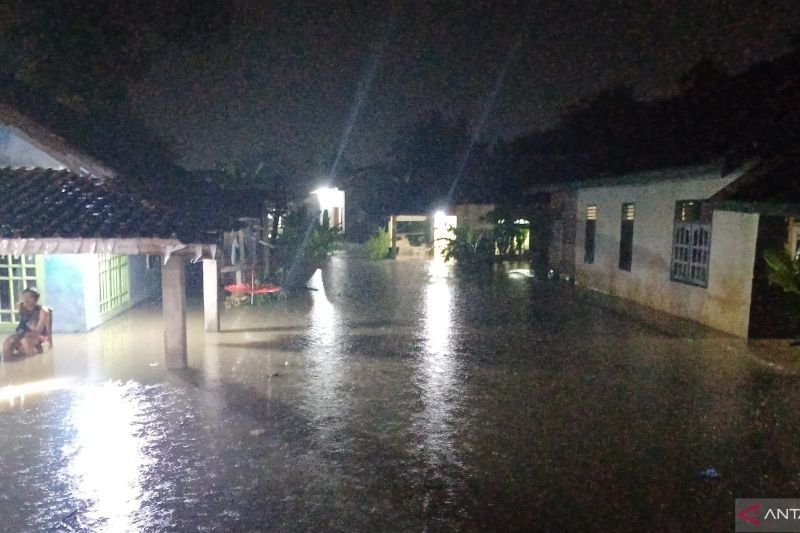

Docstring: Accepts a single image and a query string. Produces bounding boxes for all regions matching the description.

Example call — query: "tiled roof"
[0,167,218,243]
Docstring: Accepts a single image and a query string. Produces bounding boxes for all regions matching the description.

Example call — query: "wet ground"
[2,256,800,531]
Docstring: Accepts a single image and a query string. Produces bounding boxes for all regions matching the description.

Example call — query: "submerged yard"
[1,256,799,531]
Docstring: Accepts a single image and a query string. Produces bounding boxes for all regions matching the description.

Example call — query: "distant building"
[386,204,529,260]
[308,186,345,232]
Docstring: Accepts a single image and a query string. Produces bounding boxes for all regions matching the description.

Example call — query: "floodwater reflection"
[3,258,800,530]
[64,381,149,531]
[417,262,461,464]
[0,377,74,408]
[304,268,348,445]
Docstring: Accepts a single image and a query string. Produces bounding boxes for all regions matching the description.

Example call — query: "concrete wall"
[452,204,494,235]
[44,255,88,333]
[702,210,759,336]
[85,254,160,330]
[548,190,577,277]
[574,170,755,336]
[129,254,161,305]
[0,126,64,169]
[45,254,160,332]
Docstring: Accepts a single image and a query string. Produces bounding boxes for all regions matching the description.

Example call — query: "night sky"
[130,0,800,182]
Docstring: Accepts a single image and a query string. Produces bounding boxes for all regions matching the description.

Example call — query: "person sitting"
[2,288,48,359]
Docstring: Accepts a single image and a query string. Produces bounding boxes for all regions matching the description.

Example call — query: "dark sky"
[131,0,800,182]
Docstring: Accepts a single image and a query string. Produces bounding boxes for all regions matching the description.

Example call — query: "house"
[307,186,345,231]
[568,158,800,338]
[386,203,530,260]
[0,90,240,368]
[388,214,436,259]
[525,186,577,280]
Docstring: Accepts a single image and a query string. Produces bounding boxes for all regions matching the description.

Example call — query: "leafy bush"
[440,226,494,275]
[364,227,391,260]
[274,206,341,287]
[764,248,800,295]
[484,207,527,257]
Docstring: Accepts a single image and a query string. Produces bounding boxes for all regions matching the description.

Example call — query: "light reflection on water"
[64,381,149,531]
[305,269,347,440]
[0,377,74,408]
[418,261,460,463]
[1,258,793,531]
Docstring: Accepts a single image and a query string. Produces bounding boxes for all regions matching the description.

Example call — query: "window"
[98,254,130,316]
[619,203,635,271]
[584,205,597,264]
[0,255,42,327]
[671,200,711,287]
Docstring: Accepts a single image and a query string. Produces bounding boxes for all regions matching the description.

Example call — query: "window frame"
[670,200,712,288]
[98,254,131,318]
[584,205,597,264]
[618,203,635,272]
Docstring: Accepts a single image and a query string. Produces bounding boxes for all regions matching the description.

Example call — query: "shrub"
[440,226,494,275]
[764,248,800,295]
[364,227,391,260]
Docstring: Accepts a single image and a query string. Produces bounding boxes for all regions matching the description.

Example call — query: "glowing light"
[311,187,336,209]
[432,213,457,261]
[310,187,345,229]
[514,218,530,225]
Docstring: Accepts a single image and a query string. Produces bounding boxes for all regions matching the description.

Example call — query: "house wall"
[703,210,759,336]
[452,204,494,235]
[44,254,159,332]
[84,254,159,331]
[547,190,577,277]
[129,255,160,305]
[44,255,89,333]
[0,126,64,169]
[574,170,754,336]
[389,214,431,259]
[83,256,102,330]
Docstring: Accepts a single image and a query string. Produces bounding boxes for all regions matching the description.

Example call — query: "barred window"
[671,200,711,287]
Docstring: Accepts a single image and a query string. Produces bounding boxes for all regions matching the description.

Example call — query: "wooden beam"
[203,259,220,332]
[162,255,187,369]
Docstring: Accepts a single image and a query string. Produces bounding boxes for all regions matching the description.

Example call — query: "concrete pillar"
[162,255,187,369]
[203,259,220,332]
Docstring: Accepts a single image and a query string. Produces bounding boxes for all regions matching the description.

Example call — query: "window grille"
[671,201,711,287]
[0,255,41,325]
[98,255,130,316]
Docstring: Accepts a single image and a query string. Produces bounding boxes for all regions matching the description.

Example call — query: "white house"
[572,162,773,337]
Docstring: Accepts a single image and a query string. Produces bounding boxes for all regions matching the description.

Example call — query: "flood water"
[2,256,800,531]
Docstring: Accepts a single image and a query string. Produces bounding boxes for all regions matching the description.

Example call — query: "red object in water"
[224,283,282,295]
